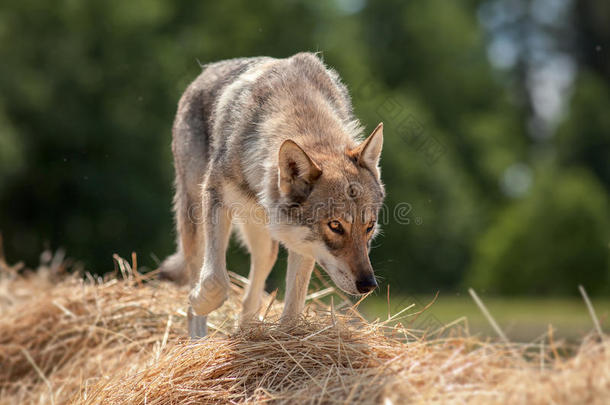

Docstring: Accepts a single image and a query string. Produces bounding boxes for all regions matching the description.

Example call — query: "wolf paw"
[239,309,260,329]
[239,295,262,327]
[159,252,189,285]
[189,273,230,315]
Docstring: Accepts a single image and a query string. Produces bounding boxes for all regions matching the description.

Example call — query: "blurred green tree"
[0,105,24,194]
[468,167,609,295]
[557,72,610,189]
[354,0,528,290]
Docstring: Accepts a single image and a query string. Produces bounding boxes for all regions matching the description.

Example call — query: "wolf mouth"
[316,260,362,296]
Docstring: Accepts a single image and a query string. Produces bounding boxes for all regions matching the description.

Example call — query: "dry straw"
[0,250,608,404]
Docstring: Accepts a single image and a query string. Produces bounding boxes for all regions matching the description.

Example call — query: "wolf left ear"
[351,122,383,178]
[278,139,322,200]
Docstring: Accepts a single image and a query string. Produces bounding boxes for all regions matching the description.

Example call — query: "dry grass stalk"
[0,256,608,404]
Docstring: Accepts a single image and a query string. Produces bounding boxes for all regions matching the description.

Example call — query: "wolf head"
[270,123,385,295]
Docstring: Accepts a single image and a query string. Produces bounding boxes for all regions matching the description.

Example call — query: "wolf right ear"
[278,139,322,200]
[350,122,383,179]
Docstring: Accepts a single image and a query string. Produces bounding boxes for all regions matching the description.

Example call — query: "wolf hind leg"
[160,167,206,285]
[159,250,189,285]
[238,222,279,326]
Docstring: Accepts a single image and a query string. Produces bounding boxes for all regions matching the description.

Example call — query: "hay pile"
[0,252,608,404]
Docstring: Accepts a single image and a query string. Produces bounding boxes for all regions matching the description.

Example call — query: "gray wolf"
[160,53,385,338]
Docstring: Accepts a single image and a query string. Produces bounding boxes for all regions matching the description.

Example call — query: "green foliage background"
[0,0,608,295]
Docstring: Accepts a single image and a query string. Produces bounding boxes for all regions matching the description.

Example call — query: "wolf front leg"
[188,187,233,338]
[239,223,279,326]
[280,250,315,323]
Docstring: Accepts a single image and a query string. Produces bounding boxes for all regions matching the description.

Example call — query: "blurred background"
[0,0,608,339]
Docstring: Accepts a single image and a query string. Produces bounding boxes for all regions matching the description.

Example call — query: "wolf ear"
[351,122,383,177]
[278,139,322,199]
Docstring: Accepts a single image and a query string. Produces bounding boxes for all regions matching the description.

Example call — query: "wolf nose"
[356,275,378,294]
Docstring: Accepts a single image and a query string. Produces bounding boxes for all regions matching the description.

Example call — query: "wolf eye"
[328,220,344,235]
[366,222,376,233]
